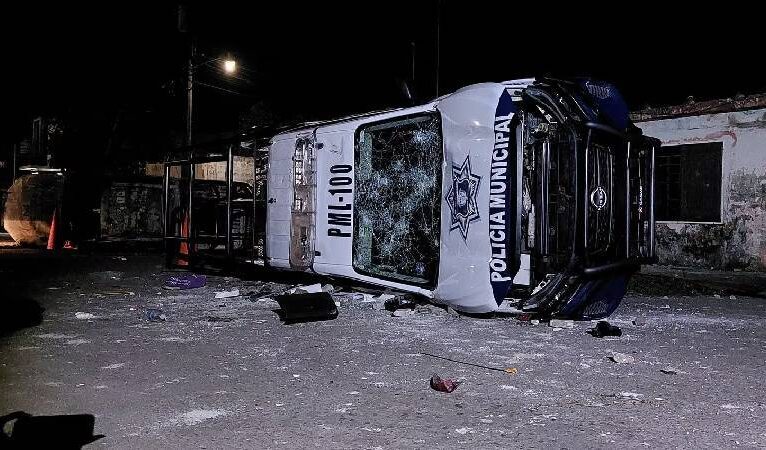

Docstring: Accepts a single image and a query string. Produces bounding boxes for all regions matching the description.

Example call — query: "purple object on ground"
[163,274,207,290]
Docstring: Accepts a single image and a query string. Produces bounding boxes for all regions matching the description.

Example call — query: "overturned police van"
[166,77,658,320]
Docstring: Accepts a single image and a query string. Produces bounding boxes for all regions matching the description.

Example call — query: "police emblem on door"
[590,186,608,210]
[446,155,481,241]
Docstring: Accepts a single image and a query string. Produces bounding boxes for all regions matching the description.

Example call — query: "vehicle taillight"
[290,134,316,269]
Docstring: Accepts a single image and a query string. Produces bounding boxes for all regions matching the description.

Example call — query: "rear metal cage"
[162,134,269,270]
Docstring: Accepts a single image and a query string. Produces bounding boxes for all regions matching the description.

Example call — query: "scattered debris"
[101,363,125,370]
[289,284,323,295]
[588,321,622,338]
[101,291,135,296]
[660,367,680,375]
[163,274,206,290]
[214,289,240,299]
[632,317,647,327]
[273,292,338,323]
[729,295,737,300]
[549,319,574,329]
[374,293,395,303]
[530,319,540,325]
[321,284,335,294]
[430,374,462,393]
[338,292,393,310]
[172,409,227,426]
[207,316,234,323]
[714,294,722,299]
[112,256,128,261]
[416,304,449,315]
[356,293,382,303]
[384,295,417,311]
[145,309,166,322]
[331,292,366,308]
[74,312,95,320]
[391,309,415,317]
[609,352,635,364]
[90,271,123,281]
[616,392,644,401]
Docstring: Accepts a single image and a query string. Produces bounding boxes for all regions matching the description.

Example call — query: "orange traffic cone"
[47,208,58,250]
[177,211,189,266]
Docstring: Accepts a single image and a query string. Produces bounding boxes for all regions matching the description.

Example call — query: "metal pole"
[226,144,234,258]
[162,165,170,240]
[252,143,257,262]
[186,42,195,147]
[163,164,170,267]
[188,161,195,265]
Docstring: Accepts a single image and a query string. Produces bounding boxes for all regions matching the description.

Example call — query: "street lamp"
[223,58,237,74]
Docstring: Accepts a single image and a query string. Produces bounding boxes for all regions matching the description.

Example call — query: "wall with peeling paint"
[100,181,163,238]
[636,108,766,271]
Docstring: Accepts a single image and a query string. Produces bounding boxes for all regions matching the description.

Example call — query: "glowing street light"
[223,58,237,74]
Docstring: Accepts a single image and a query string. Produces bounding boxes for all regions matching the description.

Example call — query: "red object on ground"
[430,374,462,393]
[46,209,58,250]
[177,211,189,266]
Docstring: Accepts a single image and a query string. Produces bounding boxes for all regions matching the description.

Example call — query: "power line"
[195,81,255,98]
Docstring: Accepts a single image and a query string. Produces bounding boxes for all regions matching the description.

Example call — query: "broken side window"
[353,113,443,286]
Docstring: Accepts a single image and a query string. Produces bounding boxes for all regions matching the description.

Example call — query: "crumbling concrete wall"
[636,108,766,271]
[100,181,163,238]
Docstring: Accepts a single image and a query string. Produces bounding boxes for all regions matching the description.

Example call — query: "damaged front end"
[513,79,658,320]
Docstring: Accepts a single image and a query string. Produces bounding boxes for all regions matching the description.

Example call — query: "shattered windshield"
[353,113,443,286]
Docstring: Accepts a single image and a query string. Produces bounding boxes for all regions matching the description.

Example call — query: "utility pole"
[178,4,194,147]
[186,41,194,147]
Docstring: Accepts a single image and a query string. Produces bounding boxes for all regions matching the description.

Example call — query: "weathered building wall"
[101,159,255,239]
[144,159,254,184]
[636,108,766,271]
[100,181,163,238]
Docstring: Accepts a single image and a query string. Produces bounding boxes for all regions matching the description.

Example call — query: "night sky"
[2,3,763,147]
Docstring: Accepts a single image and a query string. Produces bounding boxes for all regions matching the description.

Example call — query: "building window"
[655,142,722,222]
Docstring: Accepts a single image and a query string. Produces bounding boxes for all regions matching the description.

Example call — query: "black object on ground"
[0,411,104,448]
[0,297,43,336]
[384,295,417,311]
[588,320,622,338]
[429,374,462,393]
[273,292,338,323]
[145,308,166,322]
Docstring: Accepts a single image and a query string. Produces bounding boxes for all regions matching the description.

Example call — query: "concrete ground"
[1,252,765,448]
